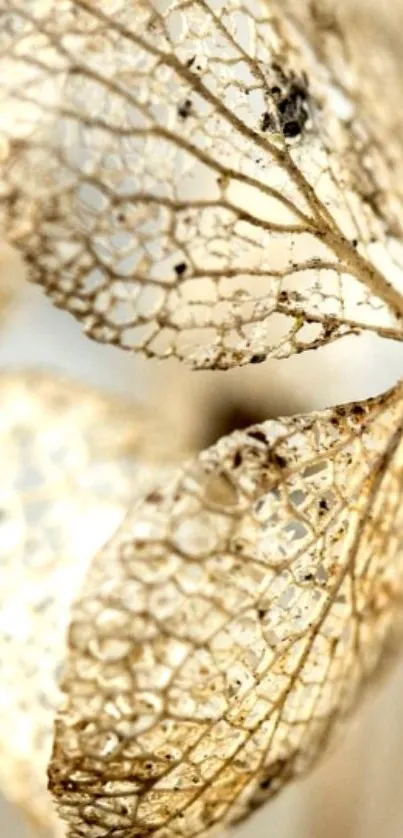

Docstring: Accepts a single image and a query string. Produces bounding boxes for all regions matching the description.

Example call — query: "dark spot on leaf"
[260,778,273,791]
[174,262,187,276]
[233,450,242,468]
[269,452,287,469]
[146,491,163,504]
[283,120,302,138]
[247,429,267,444]
[270,65,310,140]
[178,99,193,119]
[261,111,276,132]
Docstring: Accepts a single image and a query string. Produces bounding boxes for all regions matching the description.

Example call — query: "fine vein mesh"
[282,0,403,238]
[50,383,403,838]
[0,372,173,835]
[1,0,403,369]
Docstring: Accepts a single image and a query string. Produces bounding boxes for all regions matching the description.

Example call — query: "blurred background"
[0,267,402,838]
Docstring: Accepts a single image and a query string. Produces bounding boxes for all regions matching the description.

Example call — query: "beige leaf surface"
[2,1,403,368]
[0,241,24,324]
[50,381,403,837]
[281,0,403,235]
[0,372,175,835]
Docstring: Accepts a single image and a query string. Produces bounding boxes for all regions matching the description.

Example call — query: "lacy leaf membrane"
[0,242,23,322]
[0,372,173,834]
[50,383,403,837]
[1,0,403,368]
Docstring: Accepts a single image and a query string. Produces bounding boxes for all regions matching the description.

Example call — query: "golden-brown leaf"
[0,241,24,324]
[2,1,403,367]
[50,382,403,837]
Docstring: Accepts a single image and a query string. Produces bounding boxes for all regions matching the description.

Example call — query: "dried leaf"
[50,382,403,837]
[0,372,174,834]
[2,1,403,368]
[0,241,23,323]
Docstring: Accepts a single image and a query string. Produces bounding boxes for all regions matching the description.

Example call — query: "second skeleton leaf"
[50,384,403,837]
[2,2,403,838]
[1,0,403,369]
